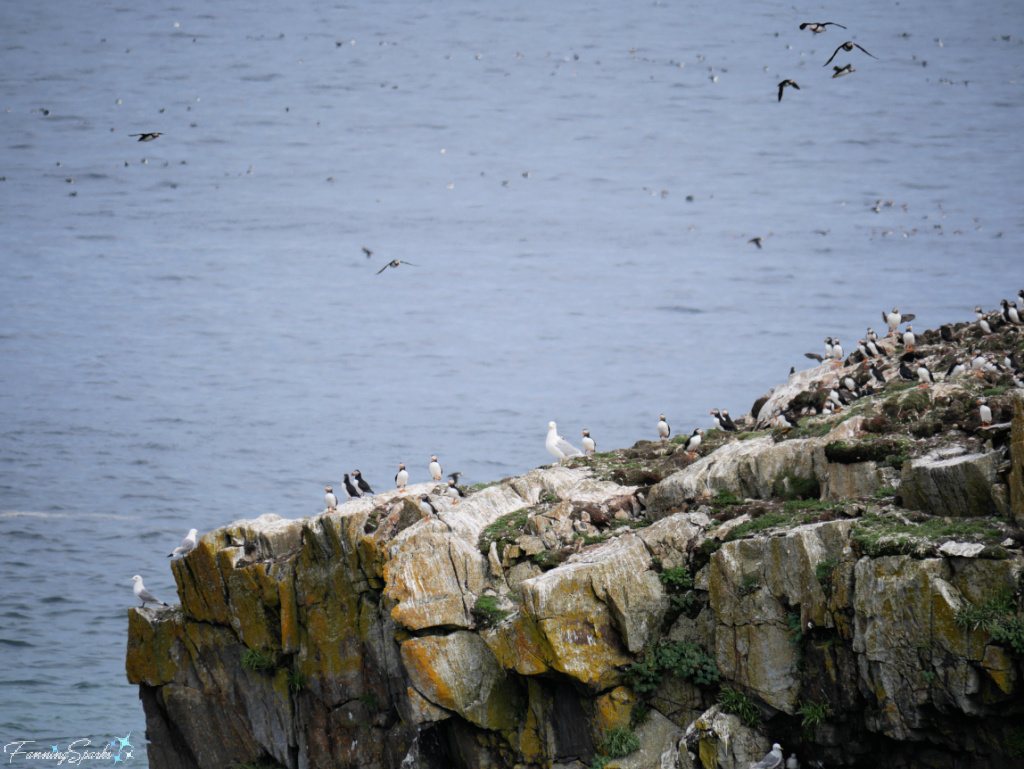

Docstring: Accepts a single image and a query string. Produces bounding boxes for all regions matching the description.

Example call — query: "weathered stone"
[900,449,1003,516]
[608,710,684,769]
[682,705,771,769]
[821,459,881,501]
[1010,391,1024,524]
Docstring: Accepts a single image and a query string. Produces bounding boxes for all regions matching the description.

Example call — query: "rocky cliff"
[127,319,1024,769]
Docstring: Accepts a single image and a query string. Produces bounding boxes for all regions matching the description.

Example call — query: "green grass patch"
[982,386,1008,397]
[625,640,720,694]
[797,699,833,730]
[815,558,839,597]
[597,726,640,759]
[478,508,530,557]
[628,701,651,730]
[240,648,277,672]
[724,508,819,541]
[717,687,762,726]
[852,512,1004,558]
[772,471,820,501]
[472,594,512,628]
[713,488,742,506]
[956,589,1024,654]
[286,670,307,692]
[874,485,897,498]
[737,574,761,597]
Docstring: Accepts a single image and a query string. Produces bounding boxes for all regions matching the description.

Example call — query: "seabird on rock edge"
[581,429,596,456]
[395,463,409,493]
[168,528,199,558]
[683,428,704,458]
[324,486,339,512]
[658,414,671,442]
[978,398,992,427]
[721,410,739,432]
[343,473,361,499]
[446,479,466,505]
[131,575,168,608]
[547,422,584,459]
[352,470,374,496]
[429,455,443,481]
[752,743,784,769]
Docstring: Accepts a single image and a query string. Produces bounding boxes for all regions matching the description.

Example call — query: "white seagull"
[546,421,583,459]
[752,743,784,769]
[130,575,168,608]
[168,528,198,558]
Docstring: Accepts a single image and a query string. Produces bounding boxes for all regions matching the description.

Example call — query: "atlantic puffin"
[916,363,934,387]
[831,338,844,365]
[324,486,339,512]
[395,463,409,493]
[823,42,878,67]
[777,80,800,101]
[720,410,739,432]
[974,307,992,335]
[898,360,916,381]
[419,493,452,530]
[978,398,992,427]
[884,308,914,336]
[343,473,362,499]
[831,64,856,78]
[129,132,162,142]
[429,455,443,481]
[866,327,879,343]
[375,259,417,275]
[352,470,374,496]
[1000,299,1021,325]
[710,409,724,430]
[683,428,704,458]
[901,325,915,352]
[581,429,596,456]
[445,478,466,505]
[945,359,965,379]
[800,21,847,33]
[940,325,955,343]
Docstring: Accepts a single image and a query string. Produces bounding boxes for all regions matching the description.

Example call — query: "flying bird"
[130,575,168,608]
[831,64,856,78]
[362,247,373,258]
[800,22,846,33]
[748,236,764,248]
[824,42,878,67]
[324,486,339,512]
[546,421,584,459]
[168,528,199,558]
[777,80,799,101]
[447,471,464,485]
[129,132,162,142]
[375,259,416,274]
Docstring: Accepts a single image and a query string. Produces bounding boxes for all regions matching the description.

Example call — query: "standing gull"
[168,528,199,558]
[752,743,784,769]
[546,421,583,459]
[130,576,168,608]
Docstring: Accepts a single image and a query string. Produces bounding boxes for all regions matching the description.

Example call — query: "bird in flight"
[799,22,846,33]
[824,42,878,67]
[748,236,764,249]
[831,64,856,78]
[376,259,417,274]
[362,247,373,258]
[129,132,162,142]
[777,80,799,102]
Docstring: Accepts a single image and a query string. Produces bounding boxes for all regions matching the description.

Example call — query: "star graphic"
[113,756,122,764]
[117,733,132,750]
[124,750,133,759]
[52,746,59,753]
[110,739,118,749]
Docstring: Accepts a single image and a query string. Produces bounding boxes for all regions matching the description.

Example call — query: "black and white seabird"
[1000,299,1021,325]
[129,132,162,142]
[395,463,409,493]
[868,363,886,385]
[325,486,339,512]
[375,259,417,275]
[419,493,451,530]
[978,398,992,426]
[343,473,362,499]
[657,414,671,442]
[777,79,800,101]
[546,422,583,459]
[831,338,844,365]
[749,236,764,248]
[832,64,856,78]
[940,324,955,343]
[447,471,464,485]
[866,327,879,344]
[823,42,878,67]
[800,22,847,33]
[362,247,373,258]
[131,575,168,608]
[168,528,199,558]
[945,359,965,379]
[902,325,915,352]
[428,455,443,481]
[710,409,723,430]
[352,470,374,496]
[721,410,739,432]
[898,360,916,381]
[824,337,835,361]
[581,429,596,456]
[916,363,934,387]
[884,308,914,336]
[445,478,466,505]
[975,307,992,335]
[683,428,704,458]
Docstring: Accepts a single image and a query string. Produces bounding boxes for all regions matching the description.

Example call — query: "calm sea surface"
[1,0,1022,763]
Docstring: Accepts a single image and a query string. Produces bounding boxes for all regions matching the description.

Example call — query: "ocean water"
[1,0,1022,764]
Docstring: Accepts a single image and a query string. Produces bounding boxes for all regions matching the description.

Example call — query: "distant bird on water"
[129,132,162,142]
[324,486,339,512]
[375,259,416,274]
[546,421,583,459]
[777,80,799,101]
[831,64,856,78]
[823,42,878,67]
[800,22,846,33]
[752,743,784,769]
[130,575,167,608]
[395,463,409,493]
[581,429,596,456]
[657,414,671,442]
[168,528,199,558]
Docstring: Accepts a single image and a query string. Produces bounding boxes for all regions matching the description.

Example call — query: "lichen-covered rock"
[900,449,1003,517]
[679,705,772,769]
[1010,391,1024,525]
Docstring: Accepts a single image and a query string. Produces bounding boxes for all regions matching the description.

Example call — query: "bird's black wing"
[901,313,916,323]
[855,43,878,58]
[805,352,824,362]
[823,44,844,66]
[375,263,390,275]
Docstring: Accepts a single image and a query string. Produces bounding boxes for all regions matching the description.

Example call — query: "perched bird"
[868,364,886,385]
[375,259,416,274]
[749,236,764,248]
[940,324,955,343]
[916,363,934,387]
[1001,299,1021,325]
[419,494,451,530]
[168,528,199,558]
[978,398,992,427]
[683,428,704,458]
[777,79,800,101]
[831,64,856,78]
[786,754,800,769]
[581,429,596,456]
[352,470,374,496]
[342,473,362,499]
[395,463,409,493]
[752,743,784,769]
[546,422,584,459]
[824,337,835,361]
[710,408,724,430]
[429,455,443,481]
[447,471,463,485]
[828,387,845,410]
[823,41,878,67]
[129,132,162,142]
[898,360,916,381]
[975,307,992,335]
[902,325,915,352]
[130,575,168,608]
[945,359,965,379]
[657,414,671,442]
[720,410,739,432]
[445,478,466,505]
[866,328,879,343]
[884,308,914,336]
[800,21,846,33]
[324,486,339,512]
[831,338,844,364]
[970,351,989,377]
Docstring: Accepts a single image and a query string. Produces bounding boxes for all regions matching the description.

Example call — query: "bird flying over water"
[824,42,878,67]
[777,80,799,101]
[831,64,856,78]
[800,22,846,33]
[129,132,162,142]
[362,247,373,258]
[748,236,764,248]
[376,259,416,274]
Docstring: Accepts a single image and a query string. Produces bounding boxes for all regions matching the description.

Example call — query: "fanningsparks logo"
[4,733,136,764]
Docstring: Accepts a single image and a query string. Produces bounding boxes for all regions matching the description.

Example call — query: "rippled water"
[1,0,1022,763]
